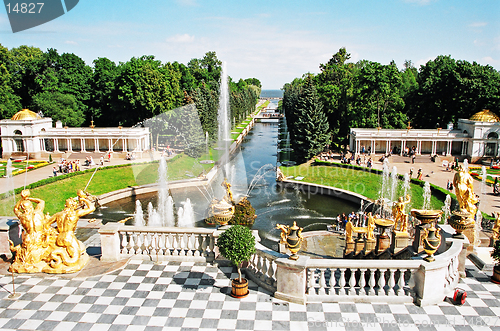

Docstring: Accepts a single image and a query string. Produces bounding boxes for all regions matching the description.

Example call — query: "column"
[461,141,466,155]
[400,141,404,156]
[67,138,72,152]
[94,138,99,152]
[136,139,142,152]
[108,138,113,152]
[54,139,59,152]
[81,138,86,152]
[371,140,375,155]
[386,141,390,155]
[431,141,436,155]
[447,141,452,156]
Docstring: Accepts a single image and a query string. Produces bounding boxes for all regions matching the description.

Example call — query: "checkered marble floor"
[0,259,498,331]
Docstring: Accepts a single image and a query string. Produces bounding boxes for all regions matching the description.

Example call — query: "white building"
[1,109,150,159]
[349,109,500,163]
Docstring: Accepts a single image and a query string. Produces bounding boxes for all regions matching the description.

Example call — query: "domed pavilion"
[349,109,500,163]
[0,109,150,159]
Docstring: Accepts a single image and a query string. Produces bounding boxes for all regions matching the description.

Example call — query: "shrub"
[216,225,255,282]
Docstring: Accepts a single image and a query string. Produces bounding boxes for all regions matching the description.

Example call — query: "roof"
[11,109,41,121]
[469,109,500,122]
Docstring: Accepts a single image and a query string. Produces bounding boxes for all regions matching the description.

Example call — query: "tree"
[0,44,21,118]
[32,91,84,127]
[354,61,406,129]
[291,77,330,163]
[408,56,500,128]
[315,48,355,147]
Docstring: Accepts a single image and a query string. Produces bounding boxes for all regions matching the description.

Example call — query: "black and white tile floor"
[0,258,499,331]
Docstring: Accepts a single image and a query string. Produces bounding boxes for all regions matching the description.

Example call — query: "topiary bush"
[216,225,255,282]
[492,239,500,266]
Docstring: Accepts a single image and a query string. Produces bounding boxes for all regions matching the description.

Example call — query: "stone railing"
[244,242,286,293]
[99,224,463,306]
[99,224,218,262]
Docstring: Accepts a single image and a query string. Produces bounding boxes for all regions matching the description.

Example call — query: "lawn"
[0,154,214,216]
[279,163,445,212]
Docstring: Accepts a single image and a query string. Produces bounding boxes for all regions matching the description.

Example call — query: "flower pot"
[231,278,249,298]
[492,265,500,284]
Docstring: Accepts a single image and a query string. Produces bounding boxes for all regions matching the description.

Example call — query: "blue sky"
[1,0,499,89]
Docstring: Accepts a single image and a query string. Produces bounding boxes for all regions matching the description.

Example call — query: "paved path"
[0,257,497,331]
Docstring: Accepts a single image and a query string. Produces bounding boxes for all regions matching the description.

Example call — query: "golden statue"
[10,190,56,273]
[344,213,376,243]
[42,190,96,273]
[221,179,234,204]
[392,195,411,233]
[453,165,478,217]
[492,212,500,241]
[9,190,96,274]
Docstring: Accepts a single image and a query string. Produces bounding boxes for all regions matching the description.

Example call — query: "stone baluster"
[260,255,268,282]
[164,234,171,256]
[267,259,275,286]
[178,233,186,256]
[378,269,387,296]
[307,268,316,295]
[256,254,263,276]
[171,234,178,256]
[397,270,405,296]
[328,268,337,295]
[318,268,327,295]
[388,269,396,296]
[339,268,346,296]
[348,269,356,295]
[142,233,150,256]
[186,233,193,256]
[135,234,142,255]
[157,234,164,256]
[194,234,201,257]
[200,234,208,257]
[150,234,157,256]
[359,269,367,295]
[368,269,376,296]
[121,232,129,254]
[407,268,415,297]
[128,233,135,255]
[208,235,215,258]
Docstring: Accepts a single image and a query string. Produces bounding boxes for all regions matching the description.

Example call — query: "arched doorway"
[485,132,498,157]
[14,130,24,152]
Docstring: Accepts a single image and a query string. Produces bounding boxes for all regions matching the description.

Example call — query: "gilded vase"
[422,226,441,262]
[286,222,303,260]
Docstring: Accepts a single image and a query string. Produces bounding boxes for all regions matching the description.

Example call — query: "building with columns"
[1,109,150,159]
[349,110,500,163]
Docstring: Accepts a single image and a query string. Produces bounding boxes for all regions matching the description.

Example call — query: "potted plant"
[491,239,500,284]
[216,225,256,298]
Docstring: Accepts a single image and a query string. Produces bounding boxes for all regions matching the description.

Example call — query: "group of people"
[53,159,82,176]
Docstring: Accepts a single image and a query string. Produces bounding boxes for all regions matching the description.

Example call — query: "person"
[412,154,416,164]
[409,168,413,178]
[53,167,57,177]
[417,168,423,180]
[100,156,104,166]
[494,177,499,195]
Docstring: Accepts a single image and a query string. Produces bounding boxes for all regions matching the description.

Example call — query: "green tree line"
[282,48,500,163]
[0,45,261,143]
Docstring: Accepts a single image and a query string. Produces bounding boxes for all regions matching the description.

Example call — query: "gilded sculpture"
[345,212,376,243]
[9,189,96,274]
[453,165,478,218]
[392,195,411,233]
[492,212,500,241]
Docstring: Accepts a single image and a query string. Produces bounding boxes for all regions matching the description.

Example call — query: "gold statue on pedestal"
[392,195,411,234]
[453,165,478,217]
[492,212,500,241]
[9,189,96,274]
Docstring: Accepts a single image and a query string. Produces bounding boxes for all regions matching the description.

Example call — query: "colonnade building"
[349,110,500,163]
[0,109,150,159]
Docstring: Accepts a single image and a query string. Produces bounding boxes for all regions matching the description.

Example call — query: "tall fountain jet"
[218,62,231,180]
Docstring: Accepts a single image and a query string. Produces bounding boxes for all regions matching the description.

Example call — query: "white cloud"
[469,22,487,28]
[65,40,78,45]
[166,34,195,43]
